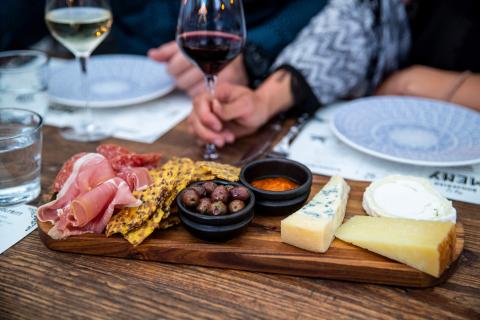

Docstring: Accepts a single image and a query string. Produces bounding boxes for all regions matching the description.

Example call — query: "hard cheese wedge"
[335,216,456,277]
[281,176,350,253]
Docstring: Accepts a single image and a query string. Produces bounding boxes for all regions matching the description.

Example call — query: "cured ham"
[39,144,160,240]
[116,167,152,191]
[47,178,141,239]
[38,153,116,223]
[52,152,86,193]
[97,144,161,171]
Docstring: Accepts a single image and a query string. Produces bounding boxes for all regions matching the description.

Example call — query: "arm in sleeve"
[272,0,378,108]
[246,0,328,61]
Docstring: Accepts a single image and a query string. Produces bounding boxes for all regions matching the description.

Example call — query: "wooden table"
[1,123,479,319]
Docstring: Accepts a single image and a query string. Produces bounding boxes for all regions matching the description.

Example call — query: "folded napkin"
[45,93,191,143]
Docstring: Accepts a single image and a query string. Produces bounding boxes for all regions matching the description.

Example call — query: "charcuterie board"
[38,176,464,288]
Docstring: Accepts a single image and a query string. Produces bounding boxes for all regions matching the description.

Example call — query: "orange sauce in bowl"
[251,176,299,192]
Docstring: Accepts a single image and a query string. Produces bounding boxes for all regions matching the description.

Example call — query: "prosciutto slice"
[38,153,116,224]
[52,152,87,193]
[116,167,152,191]
[47,178,141,239]
[38,145,157,240]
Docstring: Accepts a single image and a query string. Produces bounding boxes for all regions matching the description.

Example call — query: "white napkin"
[45,93,192,143]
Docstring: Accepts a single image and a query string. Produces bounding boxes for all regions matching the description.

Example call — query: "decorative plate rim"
[330,96,480,167]
[48,54,175,108]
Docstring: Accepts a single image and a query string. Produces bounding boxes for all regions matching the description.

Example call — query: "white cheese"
[363,175,456,223]
[281,176,350,253]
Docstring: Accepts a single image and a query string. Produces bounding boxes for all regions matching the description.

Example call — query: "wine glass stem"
[78,55,93,132]
[205,74,217,96]
[204,74,219,160]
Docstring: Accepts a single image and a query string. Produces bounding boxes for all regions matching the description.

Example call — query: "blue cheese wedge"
[281,176,350,253]
[363,175,456,223]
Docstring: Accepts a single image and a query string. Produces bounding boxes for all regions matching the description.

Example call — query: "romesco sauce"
[251,177,299,192]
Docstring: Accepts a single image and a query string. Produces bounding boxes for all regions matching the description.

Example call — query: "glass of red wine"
[177,0,246,160]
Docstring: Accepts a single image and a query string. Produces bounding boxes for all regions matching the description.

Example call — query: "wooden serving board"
[38,179,464,288]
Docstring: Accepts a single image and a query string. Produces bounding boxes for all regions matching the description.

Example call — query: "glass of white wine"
[45,0,112,141]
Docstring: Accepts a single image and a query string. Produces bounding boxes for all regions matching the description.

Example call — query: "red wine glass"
[177,0,246,160]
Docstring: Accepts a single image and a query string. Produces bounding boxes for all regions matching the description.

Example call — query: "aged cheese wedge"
[281,176,350,253]
[335,216,456,277]
[363,175,456,223]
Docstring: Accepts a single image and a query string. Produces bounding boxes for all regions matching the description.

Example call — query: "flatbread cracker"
[111,158,240,246]
[105,169,164,236]
[106,158,194,237]
[124,158,194,246]
[195,161,240,182]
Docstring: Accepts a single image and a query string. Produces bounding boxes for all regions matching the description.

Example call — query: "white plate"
[330,96,480,167]
[48,54,175,108]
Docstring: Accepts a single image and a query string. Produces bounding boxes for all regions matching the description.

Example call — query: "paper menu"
[0,205,37,254]
[285,104,480,205]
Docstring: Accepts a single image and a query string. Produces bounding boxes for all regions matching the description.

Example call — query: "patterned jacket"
[273,0,410,107]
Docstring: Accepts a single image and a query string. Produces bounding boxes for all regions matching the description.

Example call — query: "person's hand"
[188,83,272,147]
[148,41,248,97]
[376,65,458,99]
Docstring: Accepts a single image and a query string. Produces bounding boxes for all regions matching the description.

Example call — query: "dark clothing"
[408,0,480,72]
[0,0,326,62]
[0,0,48,51]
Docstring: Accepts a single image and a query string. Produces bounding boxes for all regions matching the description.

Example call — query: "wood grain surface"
[1,122,480,320]
[37,181,465,288]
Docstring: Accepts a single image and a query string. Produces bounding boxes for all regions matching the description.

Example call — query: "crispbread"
[109,158,240,246]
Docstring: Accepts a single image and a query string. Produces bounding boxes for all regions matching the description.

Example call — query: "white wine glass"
[45,0,112,141]
[177,0,246,160]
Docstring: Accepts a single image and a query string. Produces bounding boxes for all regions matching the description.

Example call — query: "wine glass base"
[60,125,110,142]
[203,143,219,160]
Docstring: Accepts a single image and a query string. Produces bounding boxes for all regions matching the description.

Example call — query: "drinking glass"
[0,51,48,117]
[45,0,113,141]
[176,0,246,160]
[0,109,43,206]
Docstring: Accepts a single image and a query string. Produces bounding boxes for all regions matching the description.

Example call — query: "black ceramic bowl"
[176,180,255,226]
[179,211,253,242]
[240,158,312,216]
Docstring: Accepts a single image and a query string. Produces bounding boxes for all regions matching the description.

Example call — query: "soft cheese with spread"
[363,175,456,223]
[281,176,350,253]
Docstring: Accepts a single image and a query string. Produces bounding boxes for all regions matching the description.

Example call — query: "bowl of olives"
[176,180,255,242]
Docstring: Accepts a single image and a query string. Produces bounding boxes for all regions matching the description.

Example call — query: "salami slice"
[109,153,161,171]
[96,144,130,160]
[52,152,87,193]
[97,144,161,171]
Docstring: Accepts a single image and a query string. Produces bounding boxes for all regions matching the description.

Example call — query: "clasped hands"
[149,40,274,147]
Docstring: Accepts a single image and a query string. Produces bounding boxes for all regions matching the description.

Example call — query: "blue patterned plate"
[49,54,175,108]
[330,96,480,167]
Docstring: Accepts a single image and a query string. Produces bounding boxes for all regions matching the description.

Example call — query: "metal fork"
[267,113,311,158]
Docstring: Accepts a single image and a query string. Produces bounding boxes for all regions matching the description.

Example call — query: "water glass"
[0,51,48,117]
[0,108,43,206]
